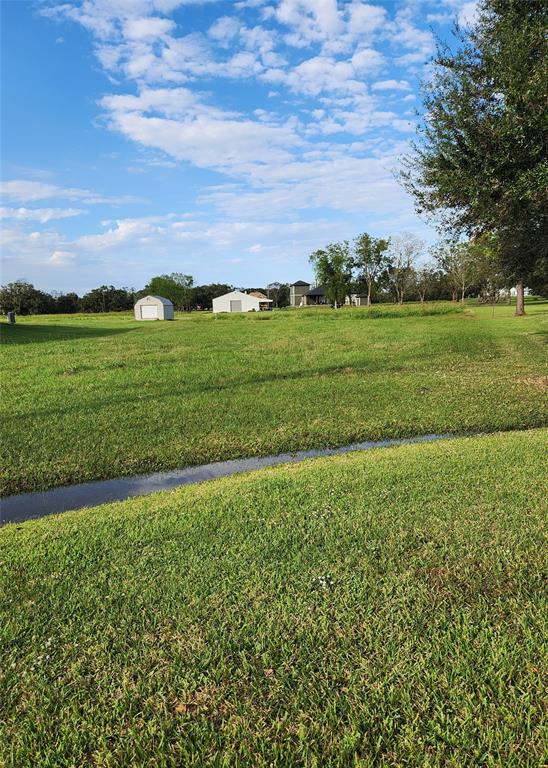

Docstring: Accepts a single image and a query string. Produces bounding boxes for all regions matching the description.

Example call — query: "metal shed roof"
[135,295,173,306]
[214,290,272,302]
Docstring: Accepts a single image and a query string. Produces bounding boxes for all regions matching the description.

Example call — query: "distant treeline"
[1,259,542,316]
[0,279,291,316]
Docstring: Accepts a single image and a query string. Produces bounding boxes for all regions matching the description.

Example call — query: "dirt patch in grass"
[516,375,548,390]
[173,686,231,718]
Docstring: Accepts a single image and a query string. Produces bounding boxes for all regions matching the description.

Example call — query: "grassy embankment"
[1,302,547,495]
[1,429,546,766]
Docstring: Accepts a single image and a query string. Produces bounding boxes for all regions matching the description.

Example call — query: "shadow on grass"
[7,343,499,421]
[0,322,137,345]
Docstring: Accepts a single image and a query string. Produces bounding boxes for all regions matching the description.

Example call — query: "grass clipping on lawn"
[1,429,547,767]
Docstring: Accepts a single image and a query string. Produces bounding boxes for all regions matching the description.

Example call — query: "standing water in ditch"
[1,433,451,524]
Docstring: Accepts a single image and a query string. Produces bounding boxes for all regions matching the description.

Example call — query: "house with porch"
[289,281,369,307]
[289,281,327,307]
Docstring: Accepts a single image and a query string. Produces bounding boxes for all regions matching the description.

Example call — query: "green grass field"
[1,302,547,495]
[1,430,546,767]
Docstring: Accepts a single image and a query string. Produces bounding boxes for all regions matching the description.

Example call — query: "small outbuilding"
[134,295,174,321]
[212,290,273,313]
[346,293,369,307]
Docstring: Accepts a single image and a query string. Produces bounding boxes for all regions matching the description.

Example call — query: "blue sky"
[1,0,477,293]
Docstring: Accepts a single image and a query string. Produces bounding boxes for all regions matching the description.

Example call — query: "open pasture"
[1,302,547,496]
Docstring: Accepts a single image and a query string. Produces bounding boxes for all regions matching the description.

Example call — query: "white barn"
[212,290,272,313]
[134,295,174,320]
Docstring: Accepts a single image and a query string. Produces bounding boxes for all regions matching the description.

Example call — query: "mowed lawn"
[1,430,547,766]
[1,302,547,495]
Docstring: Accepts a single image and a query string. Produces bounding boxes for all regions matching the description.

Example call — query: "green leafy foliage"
[266,282,290,308]
[386,233,425,304]
[402,0,548,285]
[309,242,353,306]
[0,280,56,315]
[192,283,234,310]
[80,285,135,313]
[352,233,390,305]
[141,273,194,311]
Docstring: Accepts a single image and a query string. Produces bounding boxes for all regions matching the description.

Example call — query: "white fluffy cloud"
[391,13,435,67]
[1,180,90,203]
[74,216,163,250]
[0,179,142,205]
[50,250,76,266]
[273,0,342,46]
[265,55,364,96]
[42,1,207,40]
[123,16,175,40]
[458,1,479,27]
[346,2,387,36]
[0,225,69,270]
[3,212,357,274]
[0,207,84,223]
[201,144,413,219]
[102,88,301,171]
[372,79,411,91]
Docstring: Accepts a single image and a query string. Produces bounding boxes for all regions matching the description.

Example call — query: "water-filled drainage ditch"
[1,433,452,524]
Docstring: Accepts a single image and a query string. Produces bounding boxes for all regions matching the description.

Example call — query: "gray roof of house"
[305,285,326,297]
[290,280,310,287]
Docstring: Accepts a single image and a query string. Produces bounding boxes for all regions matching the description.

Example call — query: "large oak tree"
[402,0,547,315]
